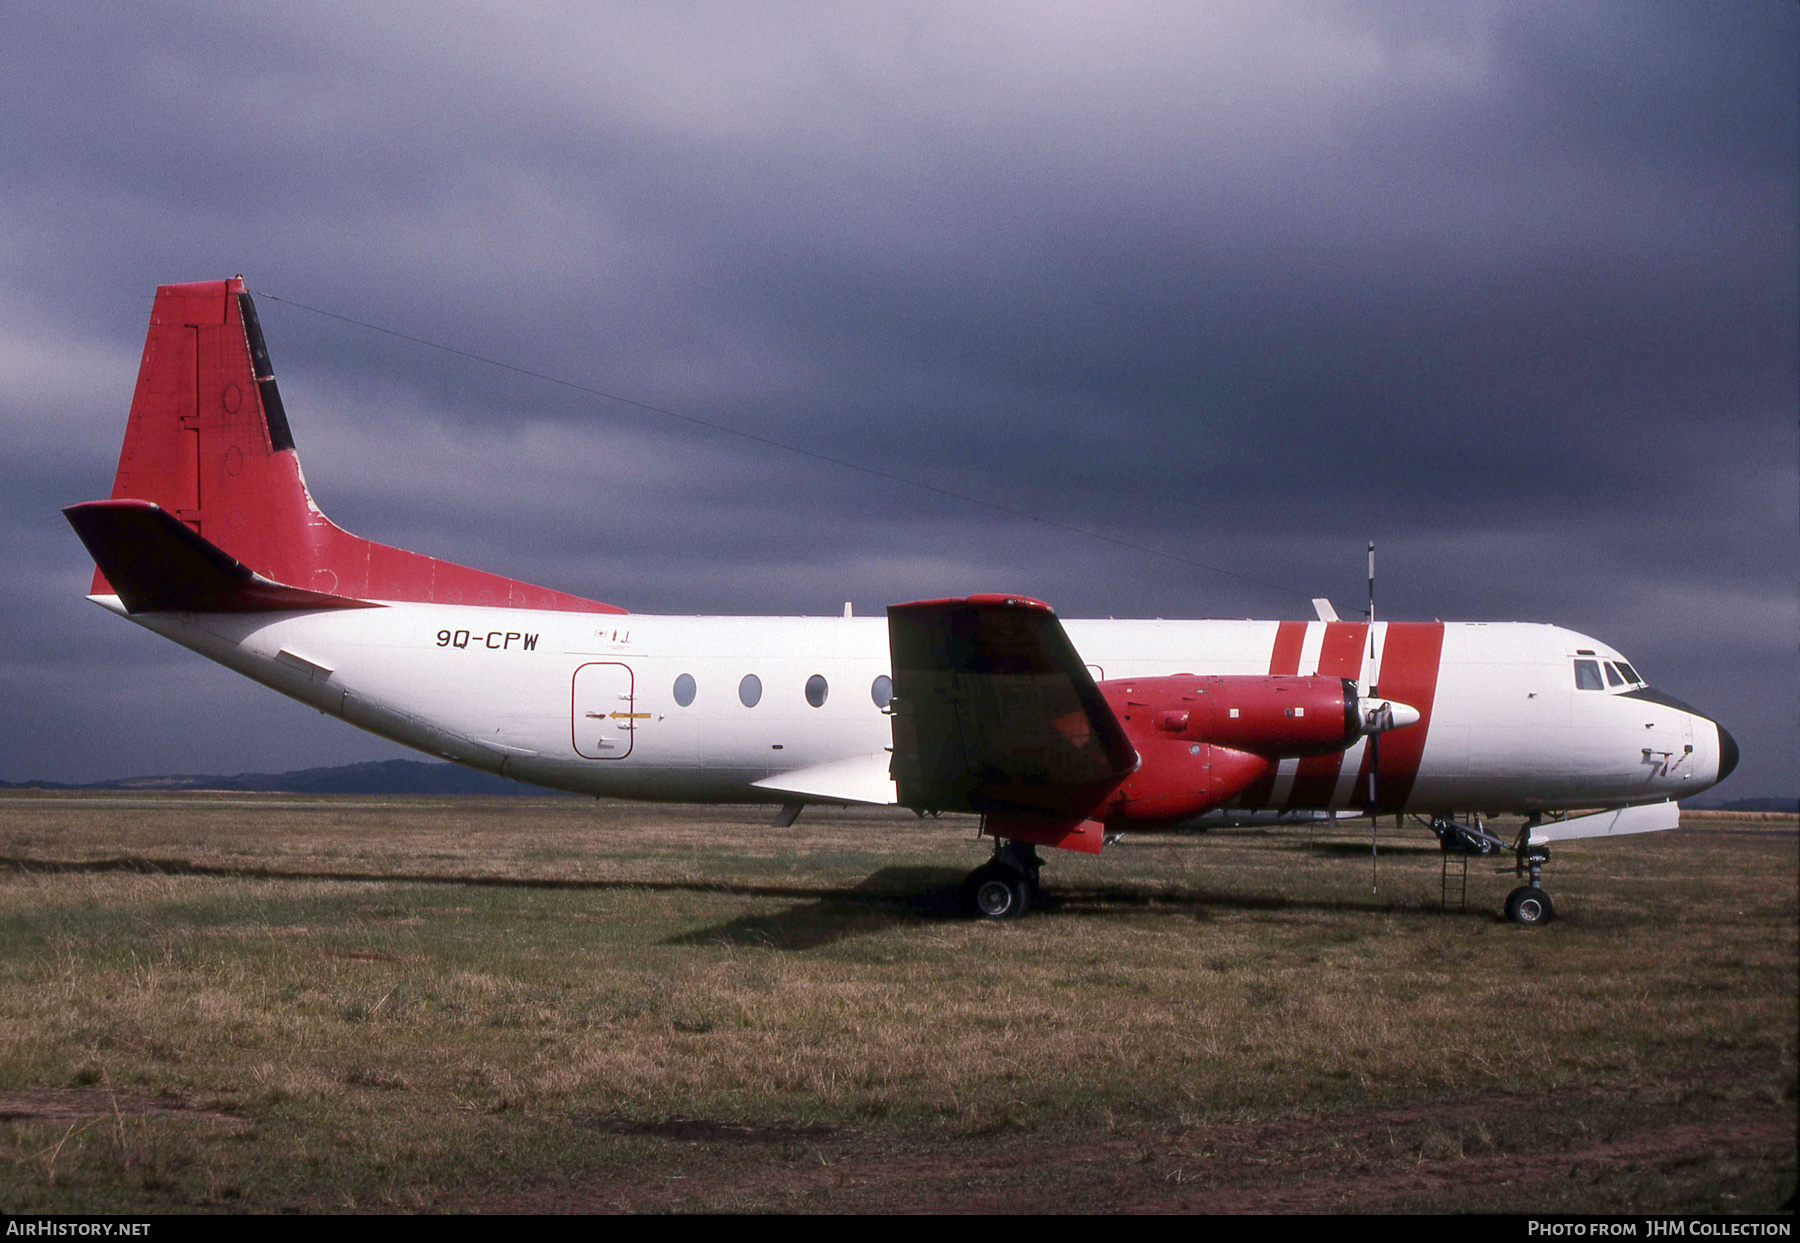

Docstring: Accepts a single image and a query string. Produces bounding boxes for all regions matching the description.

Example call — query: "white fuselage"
[105,599,1727,816]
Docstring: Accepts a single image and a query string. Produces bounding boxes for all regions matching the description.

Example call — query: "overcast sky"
[3,1,1794,797]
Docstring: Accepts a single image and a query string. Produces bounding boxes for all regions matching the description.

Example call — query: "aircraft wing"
[752,753,897,806]
[886,594,1139,826]
[1528,800,1681,844]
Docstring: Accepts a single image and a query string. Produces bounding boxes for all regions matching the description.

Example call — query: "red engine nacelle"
[1097,675,1363,827]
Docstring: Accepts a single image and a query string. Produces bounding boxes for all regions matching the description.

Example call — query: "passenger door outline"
[572,662,636,760]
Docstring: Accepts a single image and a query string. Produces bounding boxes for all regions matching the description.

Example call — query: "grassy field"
[0,791,1792,1213]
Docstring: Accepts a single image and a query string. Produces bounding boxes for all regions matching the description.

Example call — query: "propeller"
[1363,541,1380,817]
[1359,697,1419,734]
[1364,540,1378,891]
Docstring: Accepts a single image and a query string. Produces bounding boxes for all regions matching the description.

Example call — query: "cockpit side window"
[1615,661,1641,685]
[1603,661,1624,687]
[1574,659,1604,690]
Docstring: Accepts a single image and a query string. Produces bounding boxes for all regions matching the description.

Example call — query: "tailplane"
[77,277,623,614]
[65,499,379,614]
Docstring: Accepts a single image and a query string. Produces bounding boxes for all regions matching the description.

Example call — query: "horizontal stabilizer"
[1528,799,1681,844]
[752,753,898,806]
[887,594,1138,822]
[64,499,380,614]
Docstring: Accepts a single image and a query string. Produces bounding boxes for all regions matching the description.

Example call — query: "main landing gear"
[1504,814,1555,926]
[962,839,1041,920]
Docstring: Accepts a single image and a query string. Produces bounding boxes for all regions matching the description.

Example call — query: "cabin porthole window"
[805,674,828,708]
[871,674,893,709]
[672,673,696,707]
[738,674,763,707]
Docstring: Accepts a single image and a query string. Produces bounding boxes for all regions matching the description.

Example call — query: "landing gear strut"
[963,838,1041,920]
[1505,814,1555,926]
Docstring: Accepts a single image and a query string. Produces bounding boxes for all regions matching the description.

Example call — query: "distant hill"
[0,759,568,797]
[1685,796,1799,813]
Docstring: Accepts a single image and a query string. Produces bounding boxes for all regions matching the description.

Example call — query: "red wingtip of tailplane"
[89,279,625,614]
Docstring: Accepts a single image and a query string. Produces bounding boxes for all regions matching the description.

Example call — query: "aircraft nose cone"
[1716,722,1740,783]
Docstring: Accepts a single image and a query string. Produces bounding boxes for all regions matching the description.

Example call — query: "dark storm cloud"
[0,1,1792,793]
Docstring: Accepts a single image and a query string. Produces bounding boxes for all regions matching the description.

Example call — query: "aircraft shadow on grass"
[662,866,972,950]
[1275,838,1447,858]
[0,854,829,902]
[664,865,1483,950]
[2,856,1486,953]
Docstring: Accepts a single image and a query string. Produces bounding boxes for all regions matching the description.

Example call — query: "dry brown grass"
[0,791,1792,1212]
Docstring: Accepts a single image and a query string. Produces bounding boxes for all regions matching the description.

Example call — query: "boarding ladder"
[1440,848,1469,912]
[1430,815,1506,912]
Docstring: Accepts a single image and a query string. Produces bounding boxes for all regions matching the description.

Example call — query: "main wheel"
[965,865,1032,919]
[1505,886,1555,925]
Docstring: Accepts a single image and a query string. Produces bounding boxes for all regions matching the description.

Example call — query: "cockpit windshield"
[1576,657,1646,691]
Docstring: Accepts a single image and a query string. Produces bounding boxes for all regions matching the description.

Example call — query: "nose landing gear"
[1505,816,1555,925]
[963,839,1042,919]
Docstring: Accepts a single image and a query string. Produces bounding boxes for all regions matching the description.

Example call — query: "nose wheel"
[1506,819,1555,925]
[963,839,1041,919]
[1504,885,1555,925]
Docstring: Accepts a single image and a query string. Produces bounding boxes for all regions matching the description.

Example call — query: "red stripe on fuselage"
[1268,620,1306,677]
[1352,622,1444,813]
[1236,620,1308,809]
[1284,622,1366,809]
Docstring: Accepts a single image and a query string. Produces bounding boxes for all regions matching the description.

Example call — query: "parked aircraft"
[65,279,1739,924]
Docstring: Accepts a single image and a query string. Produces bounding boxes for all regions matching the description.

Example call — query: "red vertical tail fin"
[89,277,624,614]
[101,277,310,594]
